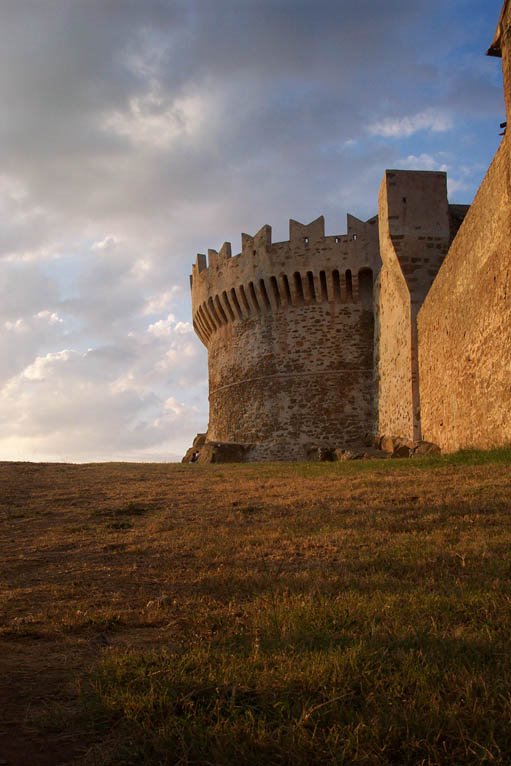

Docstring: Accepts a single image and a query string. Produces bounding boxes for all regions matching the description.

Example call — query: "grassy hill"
[1,451,511,764]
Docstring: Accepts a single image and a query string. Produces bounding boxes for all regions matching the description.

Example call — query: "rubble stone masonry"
[190,215,379,460]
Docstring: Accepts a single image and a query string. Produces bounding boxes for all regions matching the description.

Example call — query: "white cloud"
[143,288,181,316]
[92,236,120,252]
[395,153,448,171]
[103,90,207,149]
[0,341,207,461]
[35,310,63,325]
[23,350,74,381]
[147,315,193,338]
[147,315,176,337]
[368,109,453,139]
[4,318,28,333]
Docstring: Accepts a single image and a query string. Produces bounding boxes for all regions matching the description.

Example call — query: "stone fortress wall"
[417,0,511,452]
[186,0,511,461]
[190,214,379,460]
[375,172,469,445]
[418,140,511,451]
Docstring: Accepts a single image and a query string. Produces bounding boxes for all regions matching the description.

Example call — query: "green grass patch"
[79,502,511,764]
[82,588,511,765]
[197,446,511,480]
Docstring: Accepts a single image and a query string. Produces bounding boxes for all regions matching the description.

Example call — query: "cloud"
[395,153,449,171]
[147,315,193,338]
[0,329,207,461]
[368,109,453,139]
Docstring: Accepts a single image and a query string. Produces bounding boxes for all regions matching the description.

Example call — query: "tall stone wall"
[376,171,452,441]
[418,0,511,453]
[190,214,380,460]
[418,136,511,451]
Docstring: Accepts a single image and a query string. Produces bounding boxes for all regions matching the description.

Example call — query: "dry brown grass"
[0,453,510,764]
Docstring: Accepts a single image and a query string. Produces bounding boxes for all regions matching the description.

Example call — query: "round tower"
[190,213,380,461]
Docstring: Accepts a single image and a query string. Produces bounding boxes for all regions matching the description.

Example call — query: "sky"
[0,0,505,463]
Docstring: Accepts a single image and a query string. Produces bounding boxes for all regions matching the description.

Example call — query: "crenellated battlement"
[190,213,380,345]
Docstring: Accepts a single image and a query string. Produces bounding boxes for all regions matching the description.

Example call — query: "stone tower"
[375,171,465,443]
[190,214,380,461]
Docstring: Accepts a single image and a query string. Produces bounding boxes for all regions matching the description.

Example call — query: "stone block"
[379,435,396,453]
[412,441,441,457]
[181,447,200,464]
[362,447,391,460]
[306,446,335,461]
[193,432,207,449]
[391,444,414,458]
[335,446,389,461]
[196,441,252,464]
[335,448,364,461]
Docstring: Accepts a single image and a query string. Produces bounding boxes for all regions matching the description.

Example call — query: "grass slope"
[0,450,510,764]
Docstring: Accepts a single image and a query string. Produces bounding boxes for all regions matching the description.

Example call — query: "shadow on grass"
[78,626,511,765]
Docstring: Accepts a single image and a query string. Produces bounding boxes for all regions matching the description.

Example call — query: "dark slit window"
[345,269,353,302]
[239,285,251,315]
[259,279,271,310]
[319,271,328,302]
[358,268,373,310]
[282,274,292,304]
[270,276,281,307]
[249,281,261,313]
[198,306,211,333]
[208,297,221,327]
[215,295,228,323]
[332,270,341,301]
[230,288,243,319]
[307,271,316,303]
[222,291,235,321]
[293,272,305,305]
